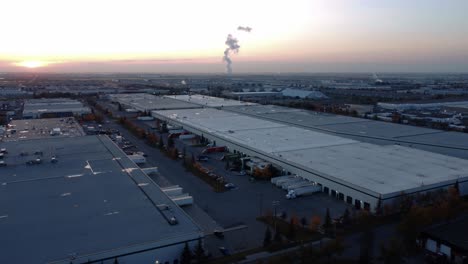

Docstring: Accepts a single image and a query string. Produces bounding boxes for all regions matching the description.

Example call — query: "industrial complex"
[0,131,202,263]
[152,107,468,211]
[22,98,91,119]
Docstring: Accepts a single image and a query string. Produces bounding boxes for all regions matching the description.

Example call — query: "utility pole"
[272,200,280,232]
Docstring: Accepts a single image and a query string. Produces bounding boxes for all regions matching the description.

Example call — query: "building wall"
[54,235,202,264]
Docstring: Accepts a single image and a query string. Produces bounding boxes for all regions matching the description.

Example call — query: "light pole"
[272,200,280,232]
[259,193,263,216]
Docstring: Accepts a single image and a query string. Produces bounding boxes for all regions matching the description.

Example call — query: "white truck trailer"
[270,175,294,185]
[281,178,306,190]
[287,181,316,192]
[137,116,154,121]
[128,154,146,164]
[275,177,300,187]
[286,185,322,199]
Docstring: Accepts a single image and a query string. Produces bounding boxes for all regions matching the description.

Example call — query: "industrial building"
[152,107,468,212]
[224,104,468,159]
[1,117,85,141]
[420,216,468,263]
[109,93,201,112]
[164,94,257,108]
[22,98,91,119]
[280,88,328,99]
[0,136,202,263]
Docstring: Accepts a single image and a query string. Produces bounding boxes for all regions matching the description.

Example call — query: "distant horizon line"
[1,71,467,75]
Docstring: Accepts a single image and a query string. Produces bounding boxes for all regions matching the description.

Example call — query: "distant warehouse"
[22,98,91,119]
[152,108,468,212]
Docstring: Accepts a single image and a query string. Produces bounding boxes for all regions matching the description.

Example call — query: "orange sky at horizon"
[1,0,468,72]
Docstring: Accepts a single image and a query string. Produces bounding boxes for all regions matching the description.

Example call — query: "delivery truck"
[286,185,322,199]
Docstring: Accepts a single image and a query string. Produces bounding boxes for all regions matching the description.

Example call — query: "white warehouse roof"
[164,94,257,107]
[153,108,468,198]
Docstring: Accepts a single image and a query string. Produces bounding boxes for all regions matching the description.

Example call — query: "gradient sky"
[1,0,467,73]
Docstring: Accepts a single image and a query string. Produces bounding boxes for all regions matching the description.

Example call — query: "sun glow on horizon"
[15,60,48,68]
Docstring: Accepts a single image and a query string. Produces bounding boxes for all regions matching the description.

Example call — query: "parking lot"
[90,102,353,254]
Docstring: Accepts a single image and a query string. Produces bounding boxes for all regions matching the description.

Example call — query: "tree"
[310,216,321,232]
[288,218,296,240]
[180,242,192,264]
[113,258,119,264]
[359,229,374,264]
[273,228,282,244]
[193,239,206,264]
[158,138,164,149]
[324,208,332,233]
[263,227,272,247]
[343,209,350,225]
[182,147,187,165]
[280,211,287,221]
[167,137,175,148]
[322,238,345,263]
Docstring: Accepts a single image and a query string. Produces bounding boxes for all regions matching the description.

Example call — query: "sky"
[0,0,467,73]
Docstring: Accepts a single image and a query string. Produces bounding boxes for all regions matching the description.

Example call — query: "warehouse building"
[152,108,468,212]
[164,94,257,108]
[1,117,85,142]
[109,93,201,112]
[0,136,203,263]
[22,98,91,119]
[224,104,468,159]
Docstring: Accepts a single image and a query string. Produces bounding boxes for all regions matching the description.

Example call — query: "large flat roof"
[153,108,468,197]
[23,98,90,114]
[2,118,85,142]
[224,105,468,159]
[0,136,201,263]
[110,93,200,111]
[164,94,258,107]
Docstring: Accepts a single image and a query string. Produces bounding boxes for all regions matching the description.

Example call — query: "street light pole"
[272,200,280,233]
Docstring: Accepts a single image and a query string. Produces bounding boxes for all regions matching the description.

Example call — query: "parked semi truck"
[286,185,322,199]
[202,146,227,154]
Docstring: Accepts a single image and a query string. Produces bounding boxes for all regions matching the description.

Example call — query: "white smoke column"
[223,26,252,74]
[237,26,252,32]
[223,34,240,74]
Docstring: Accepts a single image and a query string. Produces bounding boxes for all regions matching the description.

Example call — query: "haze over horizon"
[1,0,468,73]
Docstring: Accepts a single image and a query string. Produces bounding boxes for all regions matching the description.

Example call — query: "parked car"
[26,158,42,165]
[224,183,236,189]
[0,161,6,167]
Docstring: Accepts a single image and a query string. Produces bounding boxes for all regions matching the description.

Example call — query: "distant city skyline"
[1,0,467,73]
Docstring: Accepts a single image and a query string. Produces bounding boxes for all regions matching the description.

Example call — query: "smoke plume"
[237,26,252,32]
[223,34,240,75]
[223,26,252,74]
